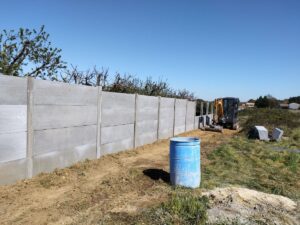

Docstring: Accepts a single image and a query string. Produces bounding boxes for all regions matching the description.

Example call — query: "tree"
[288,96,300,104]
[0,26,65,79]
[255,95,279,108]
[60,65,109,87]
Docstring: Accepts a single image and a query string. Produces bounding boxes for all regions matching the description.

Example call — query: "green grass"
[102,109,300,224]
[202,137,300,199]
[99,191,209,225]
[239,108,300,136]
[135,193,208,225]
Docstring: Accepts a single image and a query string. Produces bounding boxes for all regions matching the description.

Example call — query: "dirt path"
[0,130,235,225]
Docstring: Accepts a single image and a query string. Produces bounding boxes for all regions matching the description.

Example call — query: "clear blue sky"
[1,0,299,101]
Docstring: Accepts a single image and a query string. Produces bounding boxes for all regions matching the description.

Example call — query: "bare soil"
[0,130,233,225]
[204,187,299,225]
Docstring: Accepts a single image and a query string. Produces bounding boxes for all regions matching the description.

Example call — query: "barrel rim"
[170,137,200,143]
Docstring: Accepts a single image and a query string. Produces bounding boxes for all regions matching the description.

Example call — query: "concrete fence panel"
[194,116,200,129]
[33,79,98,105]
[31,79,98,175]
[158,97,175,139]
[0,75,201,185]
[135,95,159,147]
[0,75,28,184]
[100,92,135,155]
[174,99,188,135]
[186,101,196,131]
[0,74,27,105]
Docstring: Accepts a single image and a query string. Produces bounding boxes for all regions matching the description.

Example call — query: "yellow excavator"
[213,97,239,130]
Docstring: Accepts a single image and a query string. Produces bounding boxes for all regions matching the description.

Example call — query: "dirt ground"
[0,130,234,225]
[203,187,299,225]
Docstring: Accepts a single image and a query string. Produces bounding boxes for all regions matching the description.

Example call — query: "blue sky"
[1,0,299,101]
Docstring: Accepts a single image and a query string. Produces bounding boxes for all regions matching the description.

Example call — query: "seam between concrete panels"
[172,99,177,136]
[133,94,138,148]
[26,77,34,179]
[157,96,161,140]
[96,86,102,158]
[184,100,188,132]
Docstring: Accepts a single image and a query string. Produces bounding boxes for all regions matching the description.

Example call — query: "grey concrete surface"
[101,92,135,127]
[101,137,134,155]
[0,105,27,134]
[33,105,97,130]
[33,79,98,106]
[186,101,196,131]
[32,145,96,175]
[272,128,283,141]
[101,124,134,145]
[135,95,159,147]
[33,125,97,156]
[158,97,175,139]
[174,99,187,135]
[194,116,200,129]
[0,158,28,185]
[0,132,27,163]
[0,74,27,105]
[0,75,198,185]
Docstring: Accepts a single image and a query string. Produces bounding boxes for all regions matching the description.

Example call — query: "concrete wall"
[174,99,187,135]
[0,75,28,184]
[100,92,135,155]
[194,116,200,129]
[31,79,98,175]
[158,97,175,139]
[0,75,197,185]
[186,101,196,131]
[135,95,159,147]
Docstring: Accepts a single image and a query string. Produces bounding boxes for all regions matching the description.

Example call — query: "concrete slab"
[33,105,97,130]
[135,95,159,147]
[33,125,97,156]
[0,105,27,134]
[174,99,187,135]
[250,126,269,141]
[101,137,134,155]
[101,124,134,145]
[186,101,196,131]
[272,128,283,141]
[0,75,27,105]
[101,92,135,127]
[0,132,27,163]
[32,145,96,175]
[0,158,28,185]
[33,79,98,106]
[194,116,200,129]
[158,97,175,139]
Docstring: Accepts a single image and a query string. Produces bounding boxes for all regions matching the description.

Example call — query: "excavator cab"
[214,97,239,130]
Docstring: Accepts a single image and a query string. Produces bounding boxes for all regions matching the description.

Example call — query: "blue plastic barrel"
[170,137,201,188]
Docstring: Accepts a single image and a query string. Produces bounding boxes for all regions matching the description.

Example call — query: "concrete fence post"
[133,94,138,148]
[172,99,177,136]
[211,101,214,115]
[26,77,34,178]
[206,102,209,116]
[193,101,196,129]
[96,86,102,158]
[157,96,161,140]
[184,100,188,132]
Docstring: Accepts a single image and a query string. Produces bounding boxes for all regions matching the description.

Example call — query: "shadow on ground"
[143,169,170,183]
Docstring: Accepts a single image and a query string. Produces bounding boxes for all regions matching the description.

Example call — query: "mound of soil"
[203,187,299,225]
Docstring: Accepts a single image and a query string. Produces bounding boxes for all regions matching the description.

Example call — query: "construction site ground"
[0,129,298,225]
